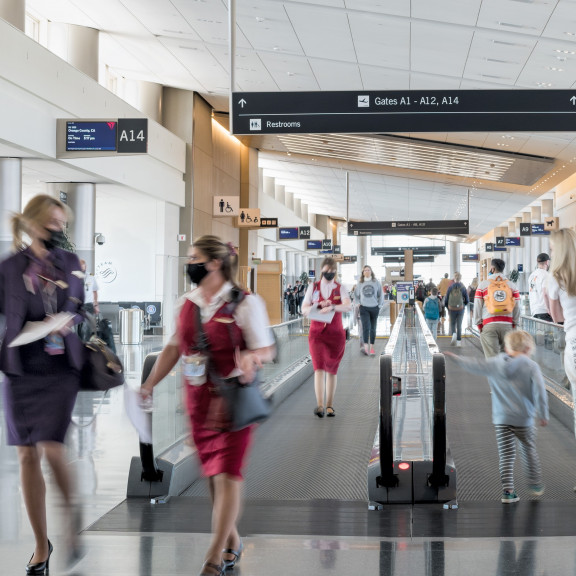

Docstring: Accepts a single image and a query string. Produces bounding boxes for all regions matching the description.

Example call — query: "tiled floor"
[2,326,576,576]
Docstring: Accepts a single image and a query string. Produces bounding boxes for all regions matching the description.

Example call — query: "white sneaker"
[456,341,462,347]
[450,334,457,346]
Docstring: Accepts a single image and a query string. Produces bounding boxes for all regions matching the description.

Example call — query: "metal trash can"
[120,308,144,345]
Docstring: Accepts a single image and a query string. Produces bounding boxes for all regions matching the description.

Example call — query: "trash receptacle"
[120,308,144,345]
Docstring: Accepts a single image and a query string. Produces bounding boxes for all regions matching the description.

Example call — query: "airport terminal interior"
[3,1,576,575]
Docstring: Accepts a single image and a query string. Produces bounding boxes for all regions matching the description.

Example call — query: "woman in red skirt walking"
[141,235,275,576]
[302,257,351,418]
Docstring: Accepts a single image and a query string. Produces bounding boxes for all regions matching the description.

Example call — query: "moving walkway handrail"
[414,304,448,488]
[379,304,406,487]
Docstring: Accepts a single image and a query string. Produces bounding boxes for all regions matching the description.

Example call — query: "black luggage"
[97,317,116,354]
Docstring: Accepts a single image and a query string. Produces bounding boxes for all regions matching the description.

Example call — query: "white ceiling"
[22,0,576,239]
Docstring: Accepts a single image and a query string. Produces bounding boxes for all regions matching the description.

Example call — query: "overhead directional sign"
[383,256,435,263]
[506,237,521,246]
[232,90,576,135]
[299,226,311,239]
[495,236,506,247]
[532,223,551,236]
[348,220,468,236]
[372,246,446,255]
[520,223,531,236]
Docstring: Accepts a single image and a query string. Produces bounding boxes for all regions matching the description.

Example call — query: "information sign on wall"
[66,121,117,151]
[520,223,531,236]
[278,227,299,239]
[299,226,311,239]
[213,196,240,217]
[462,254,479,261]
[505,237,521,246]
[485,243,494,252]
[117,118,148,153]
[236,208,261,228]
[260,217,278,228]
[306,240,322,250]
[321,239,332,250]
[495,236,505,247]
[531,223,550,236]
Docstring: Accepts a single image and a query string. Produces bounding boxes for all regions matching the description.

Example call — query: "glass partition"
[520,315,568,389]
[151,317,309,455]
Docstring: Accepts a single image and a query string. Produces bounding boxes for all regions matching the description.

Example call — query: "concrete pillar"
[264,245,276,260]
[0,158,22,258]
[47,182,96,272]
[357,236,368,278]
[541,199,554,218]
[275,184,285,204]
[301,255,309,278]
[286,251,296,286]
[277,248,287,278]
[263,175,275,198]
[294,252,302,280]
[47,23,99,80]
[450,241,459,277]
[0,0,24,31]
[121,79,162,123]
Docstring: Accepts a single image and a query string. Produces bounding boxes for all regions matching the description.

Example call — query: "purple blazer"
[0,247,85,376]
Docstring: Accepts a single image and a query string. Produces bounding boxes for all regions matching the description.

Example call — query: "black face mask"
[323,271,336,281]
[43,229,67,251]
[187,262,209,285]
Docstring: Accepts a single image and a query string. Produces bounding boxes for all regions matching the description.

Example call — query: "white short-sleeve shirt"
[169,282,275,350]
[547,275,576,339]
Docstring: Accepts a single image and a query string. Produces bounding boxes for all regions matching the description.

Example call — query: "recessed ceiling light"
[565,32,576,36]
[536,82,552,87]
[255,17,265,22]
[548,67,564,71]
[555,49,576,54]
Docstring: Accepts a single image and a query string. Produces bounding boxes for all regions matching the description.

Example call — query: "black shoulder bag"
[196,290,271,431]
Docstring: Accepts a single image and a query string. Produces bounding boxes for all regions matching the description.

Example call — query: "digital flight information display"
[66,121,117,151]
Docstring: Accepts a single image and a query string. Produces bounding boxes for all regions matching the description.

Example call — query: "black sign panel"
[343,255,357,263]
[278,227,298,239]
[299,226,311,239]
[383,256,434,263]
[232,90,576,135]
[485,243,494,252]
[520,223,531,236]
[495,236,506,247]
[372,246,446,255]
[117,118,148,153]
[322,239,332,250]
[462,254,479,261]
[348,220,468,236]
[260,217,278,228]
[333,245,341,254]
[66,120,117,151]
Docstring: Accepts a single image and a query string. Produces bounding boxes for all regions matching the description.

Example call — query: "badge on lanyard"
[183,353,208,386]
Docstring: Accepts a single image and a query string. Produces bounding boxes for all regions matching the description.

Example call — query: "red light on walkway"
[398,462,410,470]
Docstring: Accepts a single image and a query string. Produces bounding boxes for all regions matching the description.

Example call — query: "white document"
[124,386,153,444]
[8,312,75,347]
[307,306,336,324]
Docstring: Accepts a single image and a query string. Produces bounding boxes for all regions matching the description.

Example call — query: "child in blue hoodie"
[447,330,549,503]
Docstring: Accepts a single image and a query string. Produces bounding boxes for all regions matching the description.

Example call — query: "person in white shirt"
[80,259,100,316]
[546,229,576,444]
[528,253,552,322]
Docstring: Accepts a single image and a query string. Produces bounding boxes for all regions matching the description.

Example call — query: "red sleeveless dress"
[178,298,252,479]
[308,281,346,374]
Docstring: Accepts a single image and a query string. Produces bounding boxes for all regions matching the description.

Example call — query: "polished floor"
[3,327,576,575]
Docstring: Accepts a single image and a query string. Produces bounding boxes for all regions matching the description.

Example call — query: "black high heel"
[26,540,53,575]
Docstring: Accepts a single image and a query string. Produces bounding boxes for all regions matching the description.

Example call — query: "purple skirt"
[3,371,79,445]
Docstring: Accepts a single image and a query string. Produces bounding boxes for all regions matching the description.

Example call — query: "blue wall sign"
[278,227,299,239]
[505,237,521,246]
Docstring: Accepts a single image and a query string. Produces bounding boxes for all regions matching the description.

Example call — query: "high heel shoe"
[223,538,244,569]
[26,540,53,576]
[198,560,225,576]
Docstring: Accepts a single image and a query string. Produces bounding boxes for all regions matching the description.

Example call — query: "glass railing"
[151,317,309,455]
[520,315,569,389]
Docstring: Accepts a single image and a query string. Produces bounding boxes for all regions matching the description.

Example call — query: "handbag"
[195,290,271,431]
[215,373,271,431]
[80,335,125,391]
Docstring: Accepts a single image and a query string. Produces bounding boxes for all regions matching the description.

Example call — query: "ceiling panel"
[16,0,576,240]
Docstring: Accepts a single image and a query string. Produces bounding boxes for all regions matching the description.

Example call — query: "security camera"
[95,233,106,246]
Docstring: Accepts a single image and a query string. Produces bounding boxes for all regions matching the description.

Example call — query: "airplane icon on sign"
[358,95,369,107]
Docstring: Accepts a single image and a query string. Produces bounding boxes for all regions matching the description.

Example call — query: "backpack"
[447,284,464,310]
[424,297,441,320]
[485,275,515,314]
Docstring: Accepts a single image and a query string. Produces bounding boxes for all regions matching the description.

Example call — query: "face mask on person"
[187,262,209,285]
[323,271,336,281]
[43,229,67,251]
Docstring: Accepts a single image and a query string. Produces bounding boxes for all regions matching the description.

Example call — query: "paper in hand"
[307,306,335,324]
[8,312,75,347]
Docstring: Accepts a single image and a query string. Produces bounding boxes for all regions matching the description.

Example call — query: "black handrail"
[428,353,448,488]
[377,354,397,487]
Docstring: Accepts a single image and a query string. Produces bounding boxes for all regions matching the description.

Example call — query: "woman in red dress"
[141,235,275,576]
[302,257,352,418]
